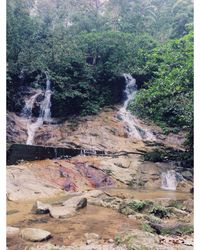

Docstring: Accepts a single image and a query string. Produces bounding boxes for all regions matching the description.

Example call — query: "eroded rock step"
[7,144,142,165]
[7,144,109,165]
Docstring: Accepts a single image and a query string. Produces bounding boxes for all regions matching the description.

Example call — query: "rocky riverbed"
[7,107,193,249]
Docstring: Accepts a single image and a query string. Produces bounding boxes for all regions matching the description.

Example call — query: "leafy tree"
[129,31,193,159]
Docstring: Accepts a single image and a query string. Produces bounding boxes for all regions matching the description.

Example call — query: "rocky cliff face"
[7,107,186,151]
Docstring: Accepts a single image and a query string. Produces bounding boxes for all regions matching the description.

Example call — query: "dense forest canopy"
[7,0,193,158]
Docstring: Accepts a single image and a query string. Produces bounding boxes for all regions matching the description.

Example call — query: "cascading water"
[21,90,42,119]
[161,170,178,191]
[39,74,52,122]
[119,73,142,139]
[26,72,52,145]
[119,73,155,140]
[119,74,142,139]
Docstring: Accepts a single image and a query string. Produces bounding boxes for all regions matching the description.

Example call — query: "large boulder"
[50,196,87,219]
[49,206,76,219]
[62,196,87,209]
[20,228,52,242]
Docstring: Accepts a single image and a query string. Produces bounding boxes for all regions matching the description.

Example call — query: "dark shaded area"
[7,144,107,165]
[149,222,193,235]
[46,74,126,117]
[7,71,126,118]
[7,71,48,114]
[143,147,193,169]
[132,73,152,89]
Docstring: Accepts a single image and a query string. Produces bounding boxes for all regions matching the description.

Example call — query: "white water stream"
[161,170,178,191]
[21,90,42,119]
[119,73,155,140]
[26,72,52,145]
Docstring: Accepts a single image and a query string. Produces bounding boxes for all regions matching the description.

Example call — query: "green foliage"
[114,234,122,244]
[175,225,194,235]
[158,224,194,235]
[7,14,157,116]
[128,200,153,212]
[145,214,162,224]
[149,205,169,219]
[169,201,184,210]
[143,150,164,162]
[143,147,189,165]
[130,31,193,160]
[140,223,155,233]
[7,0,193,159]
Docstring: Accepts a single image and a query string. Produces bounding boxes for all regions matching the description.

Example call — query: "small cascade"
[80,149,86,156]
[161,170,178,191]
[54,148,58,158]
[39,73,52,122]
[119,73,155,141]
[80,149,97,156]
[21,90,42,118]
[25,72,52,145]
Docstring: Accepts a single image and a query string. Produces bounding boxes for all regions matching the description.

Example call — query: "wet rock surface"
[7,108,186,152]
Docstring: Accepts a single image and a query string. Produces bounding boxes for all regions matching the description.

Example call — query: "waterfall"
[122,74,137,110]
[118,74,143,139]
[39,73,52,122]
[21,90,42,118]
[119,73,156,141]
[161,170,178,191]
[26,72,52,145]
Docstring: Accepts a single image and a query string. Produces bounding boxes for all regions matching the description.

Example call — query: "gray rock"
[169,207,188,217]
[63,196,87,208]
[49,206,76,219]
[85,233,101,241]
[20,228,51,242]
[6,226,20,237]
[184,239,193,246]
[181,171,193,178]
[181,171,193,181]
[85,233,101,245]
[76,198,87,210]
[86,239,93,245]
[49,196,88,219]
[32,201,51,214]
